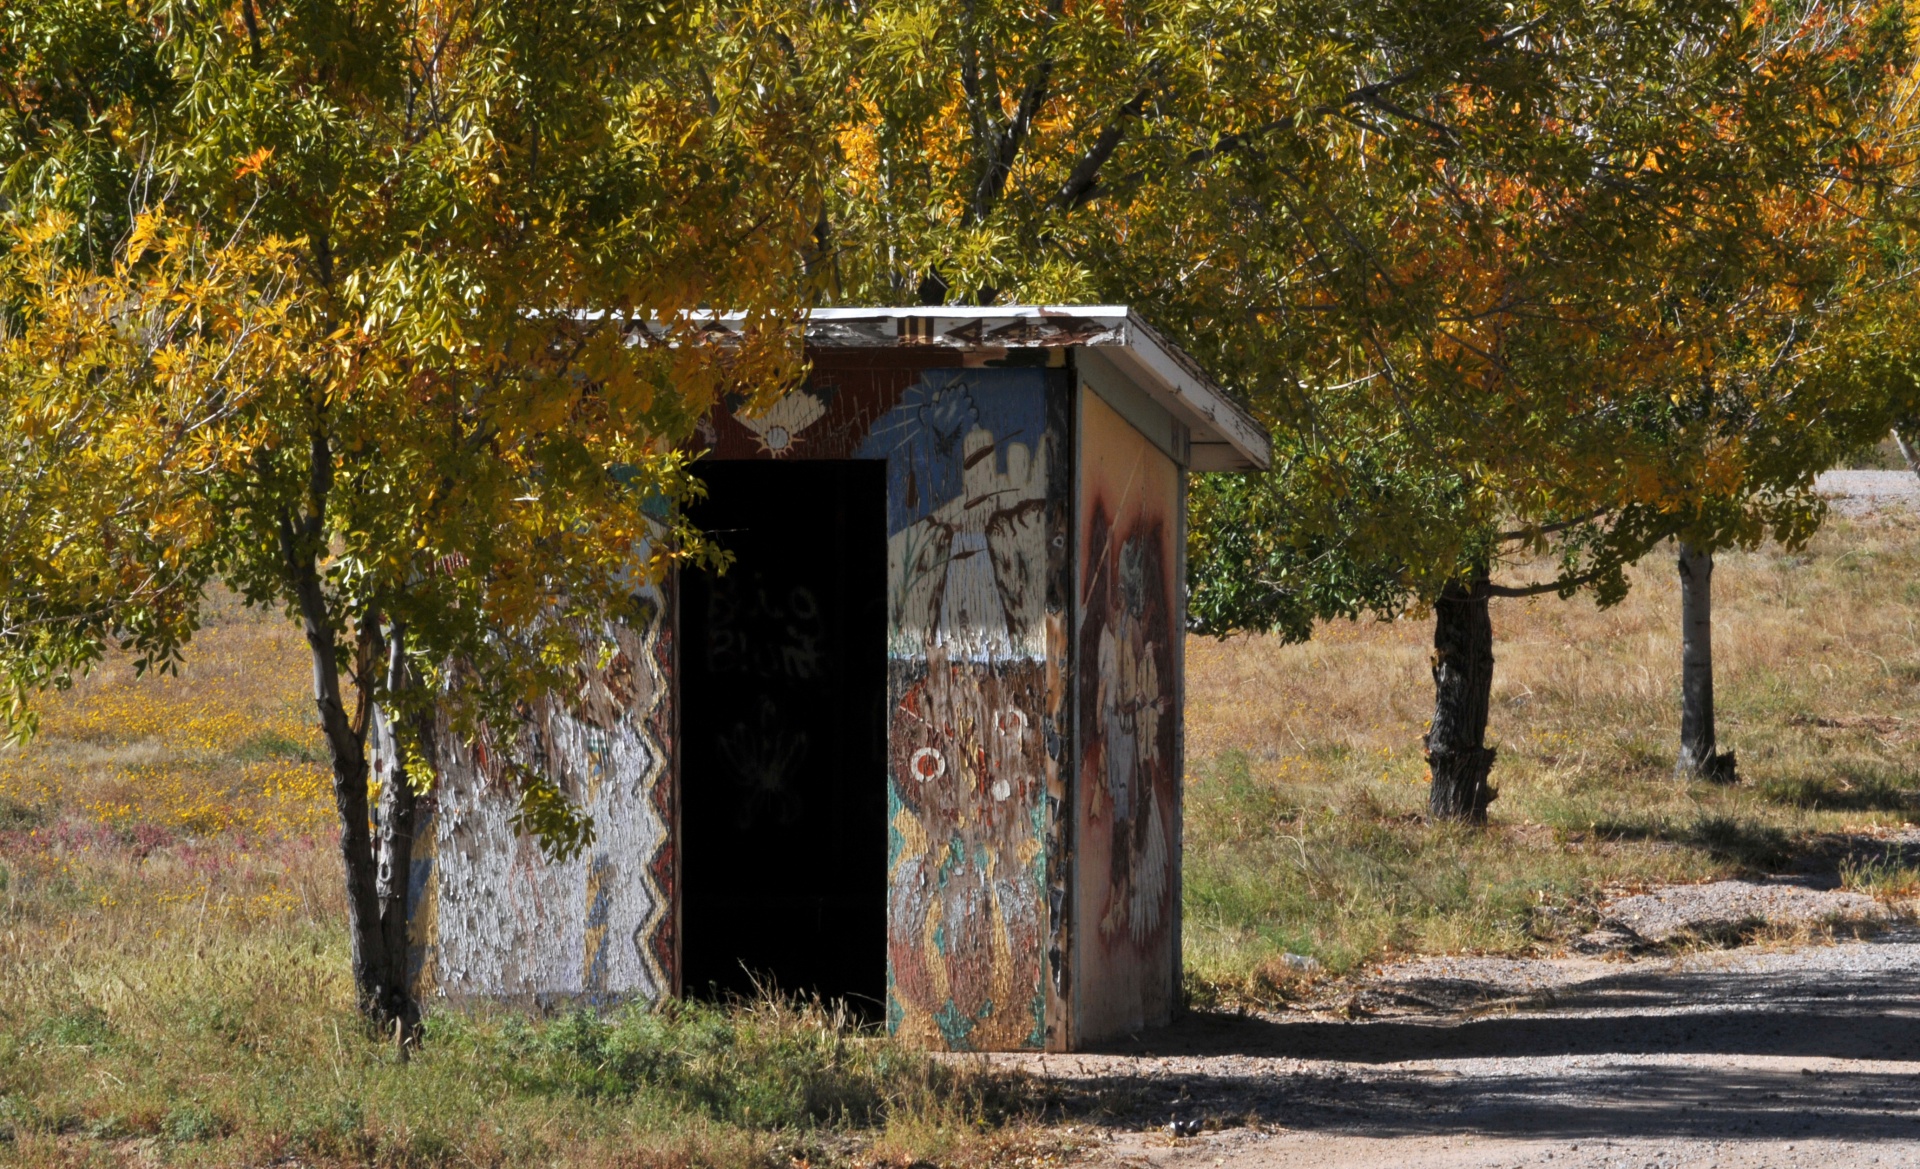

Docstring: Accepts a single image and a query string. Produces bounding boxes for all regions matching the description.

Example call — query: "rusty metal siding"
[1072,386,1182,1044]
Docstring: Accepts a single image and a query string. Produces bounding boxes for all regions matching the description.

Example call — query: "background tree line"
[1,0,1916,1028]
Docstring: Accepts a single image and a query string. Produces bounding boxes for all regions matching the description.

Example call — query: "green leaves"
[507,765,597,864]
[812,0,1920,632]
[0,1,830,848]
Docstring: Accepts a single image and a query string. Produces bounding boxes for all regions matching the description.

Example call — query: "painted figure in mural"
[864,373,1048,661]
[904,425,1046,658]
[1078,478,1178,974]
[1096,534,1171,947]
[860,369,1055,1049]
[733,390,828,457]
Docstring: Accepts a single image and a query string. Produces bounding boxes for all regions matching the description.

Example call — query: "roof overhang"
[798,306,1270,472]
[666,305,1270,471]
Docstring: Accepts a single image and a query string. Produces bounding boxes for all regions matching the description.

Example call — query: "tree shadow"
[1582,814,1791,869]
[1756,767,1920,817]
[1042,934,1920,1144]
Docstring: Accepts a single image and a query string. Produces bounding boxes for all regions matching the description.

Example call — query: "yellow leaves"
[124,210,165,270]
[0,0,829,774]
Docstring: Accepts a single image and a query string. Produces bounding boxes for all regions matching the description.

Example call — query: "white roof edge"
[624,305,1271,470]
[1109,311,1271,472]
[785,305,1270,471]
[800,304,1136,320]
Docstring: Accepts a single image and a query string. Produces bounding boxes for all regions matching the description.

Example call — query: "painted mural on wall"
[850,368,1059,1051]
[405,349,1070,1050]
[402,589,676,1006]
[1074,387,1181,1042]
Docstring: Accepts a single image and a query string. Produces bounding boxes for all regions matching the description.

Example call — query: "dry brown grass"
[1183,509,1920,1000]
[0,601,1049,1167]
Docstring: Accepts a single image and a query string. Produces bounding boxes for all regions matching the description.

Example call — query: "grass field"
[4,511,1920,1163]
[0,602,1049,1167]
[1185,509,1920,999]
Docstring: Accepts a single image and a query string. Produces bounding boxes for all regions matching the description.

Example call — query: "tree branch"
[1495,510,1607,543]
[1184,17,1544,169]
[242,0,263,62]
[974,59,1053,223]
[1482,563,1614,599]
[1054,85,1156,210]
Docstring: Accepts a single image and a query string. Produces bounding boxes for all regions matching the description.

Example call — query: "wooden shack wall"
[401,584,677,1006]
[1071,386,1182,1044]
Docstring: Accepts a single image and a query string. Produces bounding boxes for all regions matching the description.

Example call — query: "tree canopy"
[796,0,1920,627]
[0,0,826,1021]
[5,0,1920,1016]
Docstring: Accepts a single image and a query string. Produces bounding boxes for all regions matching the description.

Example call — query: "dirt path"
[1001,928,1920,1168]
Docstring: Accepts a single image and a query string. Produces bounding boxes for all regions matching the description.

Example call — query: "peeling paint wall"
[1072,386,1181,1044]
[403,591,677,1007]
[856,369,1064,1050]
[706,354,1070,1050]
[407,348,1089,1051]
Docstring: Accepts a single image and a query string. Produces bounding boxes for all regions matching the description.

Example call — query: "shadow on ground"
[1038,932,1920,1144]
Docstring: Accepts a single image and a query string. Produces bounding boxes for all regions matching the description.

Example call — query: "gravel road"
[997,928,1920,1168]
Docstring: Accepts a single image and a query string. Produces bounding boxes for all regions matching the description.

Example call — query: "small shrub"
[0,796,41,831]
[383,1123,458,1164]
[233,730,317,764]
[162,1103,221,1143]
[1611,735,1669,776]
[0,1095,35,1142]
[31,1005,117,1050]
[292,1097,367,1157]
[1685,816,1790,869]
[1839,853,1920,899]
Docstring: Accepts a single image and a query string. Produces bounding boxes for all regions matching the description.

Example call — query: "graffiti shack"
[394,307,1271,1051]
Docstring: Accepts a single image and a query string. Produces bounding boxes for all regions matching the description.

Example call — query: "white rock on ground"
[1601,879,1887,942]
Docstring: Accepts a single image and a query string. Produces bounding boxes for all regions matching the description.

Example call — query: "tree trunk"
[290,553,389,1022]
[1426,575,1498,822]
[1894,428,1920,479]
[279,433,409,1027]
[1676,543,1736,782]
[373,631,422,1034]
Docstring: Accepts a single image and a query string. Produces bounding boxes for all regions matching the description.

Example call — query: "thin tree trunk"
[1893,428,1920,479]
[279,432,405,1026]
[373,629,422,1034]
[1676,543,1735,782]
[1426,575,1498,822]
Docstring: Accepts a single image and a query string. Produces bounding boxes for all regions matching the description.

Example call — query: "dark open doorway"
[679,459,889,1012]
